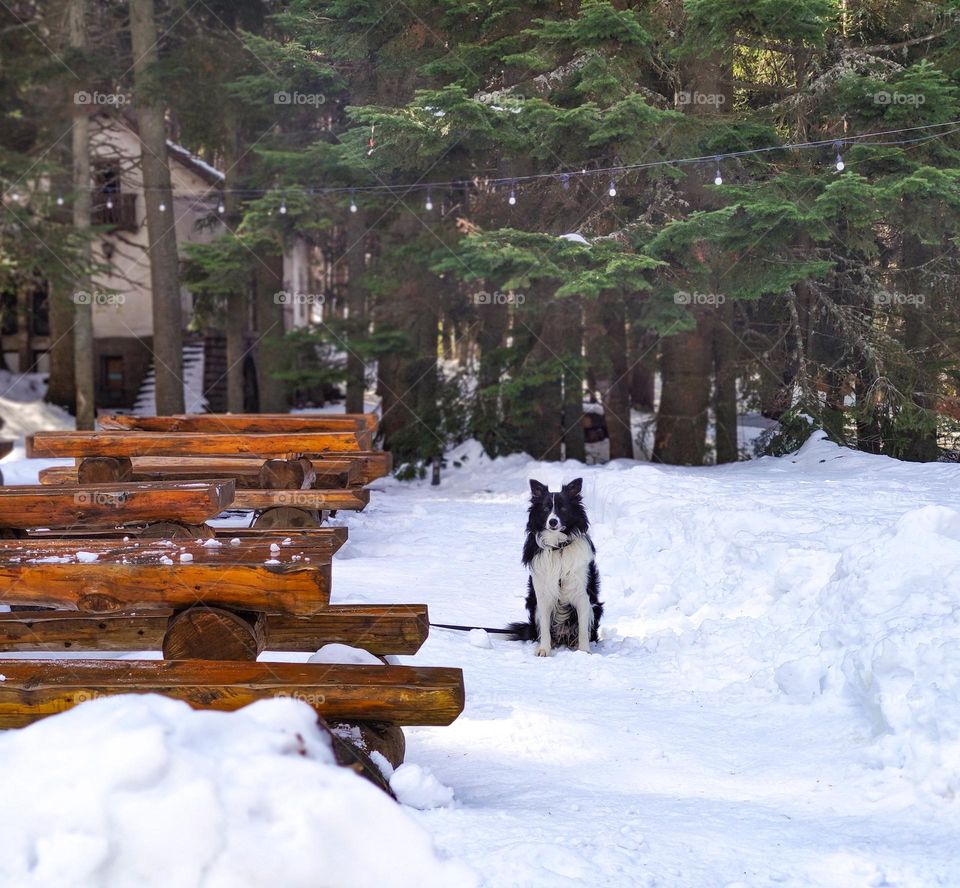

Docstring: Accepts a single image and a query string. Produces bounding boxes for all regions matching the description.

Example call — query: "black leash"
[430,622,516,634]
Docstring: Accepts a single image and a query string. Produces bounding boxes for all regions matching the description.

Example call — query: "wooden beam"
[317,451,392,483]
[29,431,363,459]
[0,604,429,655]
[39,458,362,489]
[0,659,464,727]
[0,561,330,614]
[100,412,378,433]
[0,535,343,563]
[231,489,369,511]
[0,480,235,529]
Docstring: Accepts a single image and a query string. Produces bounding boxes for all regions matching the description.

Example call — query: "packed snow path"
[329,435,960,887]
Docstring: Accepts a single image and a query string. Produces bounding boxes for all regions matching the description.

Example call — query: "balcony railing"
[91,193,138,232]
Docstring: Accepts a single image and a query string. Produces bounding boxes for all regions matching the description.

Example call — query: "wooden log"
[235,489,369,511]
[259,457,316,490]
[317,450,392,483]
[39,458,361,489]
[0,481,235,529]
[77,456,133,484]
[0,561,330,614]
[0,536,341,564]
[138,521,215,539]
[0,603,428,655]
[162,606,267,660]
[23,526,349,548]
[0,660,465,727]
[28,431,363,459]
[100,413,378,434]
[252,506,322,529]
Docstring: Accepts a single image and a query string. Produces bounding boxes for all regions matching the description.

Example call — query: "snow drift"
[0,695,475,888]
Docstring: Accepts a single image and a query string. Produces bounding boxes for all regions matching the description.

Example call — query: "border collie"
[506,478,602,656]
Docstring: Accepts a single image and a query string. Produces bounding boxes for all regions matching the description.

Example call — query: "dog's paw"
[535,646,551,657]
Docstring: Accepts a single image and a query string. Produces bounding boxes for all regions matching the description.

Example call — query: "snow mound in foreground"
[0,695,475,888]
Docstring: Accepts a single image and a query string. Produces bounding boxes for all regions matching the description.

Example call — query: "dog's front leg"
[574,592,593,653]
[534,589,553,657]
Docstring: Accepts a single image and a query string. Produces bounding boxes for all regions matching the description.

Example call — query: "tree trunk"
[221,109,247,414]
[344,209,368,413]
[253,253,288,413]
[654,312,713,465]
[69,0,95,429]
[628,326,656,411]
[129,0,184,415]
[653,50,729,465]
[713,298,738,463]
[901,233,938,461]
[600,292,632,460]
[561,296,585,462]
[16,289,32,372]
[474,296,508,455]
[45,281,76,413]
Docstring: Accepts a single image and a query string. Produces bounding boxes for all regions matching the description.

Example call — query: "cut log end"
[162,606,267,661]
[78,457,133,484]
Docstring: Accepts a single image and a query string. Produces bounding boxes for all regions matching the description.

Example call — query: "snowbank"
[0,695,475,888]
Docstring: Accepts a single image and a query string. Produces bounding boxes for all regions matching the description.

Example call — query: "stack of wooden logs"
[0,413,462,792]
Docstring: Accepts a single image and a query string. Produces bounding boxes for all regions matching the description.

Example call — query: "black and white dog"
[507,478,602,656]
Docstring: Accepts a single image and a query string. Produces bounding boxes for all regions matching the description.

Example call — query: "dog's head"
[527,478,588,535]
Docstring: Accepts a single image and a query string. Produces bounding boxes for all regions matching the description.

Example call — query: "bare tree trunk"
[654,312,713,465]
[600,292,632,459]
[713,298,738,463]
[222,110,246,414]
[474,297,508,455]
[253,253,288,413]
[16,290,32,372]
[628,326,656,410]
[69,0,94,429]
[46,280,76,412]
[561,296,585,462]
[344,209,368,413]
[129,0,184,415]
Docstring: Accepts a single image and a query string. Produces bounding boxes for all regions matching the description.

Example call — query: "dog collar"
[539,535,574,551]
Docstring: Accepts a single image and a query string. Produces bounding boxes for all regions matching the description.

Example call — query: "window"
[101,355,125,393]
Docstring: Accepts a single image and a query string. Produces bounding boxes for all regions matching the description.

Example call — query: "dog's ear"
[529,479,548,498]
[562,478,583,497]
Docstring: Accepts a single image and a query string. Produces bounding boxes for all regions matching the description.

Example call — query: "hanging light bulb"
[9,189,19,203]
[106,196,114,209]
[279,199,287,214]
[608,180,617,197]
[507,185,517,206]
[713,156,723,186]
[560,173,570,190]
[217,199,225,214]
[834,141,845,171]
[424,188,433,211]
[55,194,65,207]
[349,190,358,213]
[158,200,167,212]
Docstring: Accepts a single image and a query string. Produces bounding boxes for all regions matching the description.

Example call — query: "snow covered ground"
[325,434,960,887]
[2,432,960,885]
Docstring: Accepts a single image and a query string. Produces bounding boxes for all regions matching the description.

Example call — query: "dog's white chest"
[531,536,592,603]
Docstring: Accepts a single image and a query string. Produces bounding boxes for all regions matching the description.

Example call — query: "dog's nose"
[548,518,559,528]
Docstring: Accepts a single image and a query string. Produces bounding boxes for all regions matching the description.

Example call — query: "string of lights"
[3,118,959,214]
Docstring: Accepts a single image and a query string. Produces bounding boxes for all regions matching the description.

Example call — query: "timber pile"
[1,415,460,792]
[29,413,392,528]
